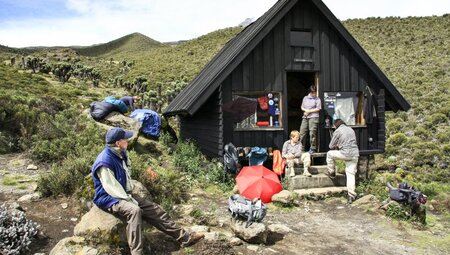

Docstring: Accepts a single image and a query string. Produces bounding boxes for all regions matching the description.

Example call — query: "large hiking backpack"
[228,194,267,228]
[130,109,161,137]
[224,143,239,174]
[387,182,427,215]
[104,96,128,113]
[90,101,117,121]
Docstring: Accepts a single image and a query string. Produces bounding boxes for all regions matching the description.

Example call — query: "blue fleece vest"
[91,146,128,209]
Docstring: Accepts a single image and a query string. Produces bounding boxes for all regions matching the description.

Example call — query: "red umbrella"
[236,165,283,203]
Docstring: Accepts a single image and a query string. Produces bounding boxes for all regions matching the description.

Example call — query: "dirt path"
[1,153,449,255]
[188,192,449,255]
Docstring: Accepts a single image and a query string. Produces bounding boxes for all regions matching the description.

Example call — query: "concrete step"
[293,186,347,198]
[288,173,346,189]
[310,152,327,158]
[294,165,328,175]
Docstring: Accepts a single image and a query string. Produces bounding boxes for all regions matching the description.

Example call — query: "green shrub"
[37,146,102,196]
[30,110,103,162]
[428,113,448,125]
[387,133,408,146]
[385,203,409,221]
[128,150,188,211]
[172,139,233,191]
[436,131,450,143]
[413,127,428,139]
[356,175,388,200]
[386,118,404,133]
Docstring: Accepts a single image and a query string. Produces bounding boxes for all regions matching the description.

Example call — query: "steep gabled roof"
[164,0,410,116]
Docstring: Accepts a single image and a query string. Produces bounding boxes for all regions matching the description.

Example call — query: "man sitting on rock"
[91,127,204,255]
[282,130,312,178]
[326,119,360,204]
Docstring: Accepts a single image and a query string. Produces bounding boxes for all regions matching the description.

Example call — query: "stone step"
[288,173,346,189]
[294,165,328,175]
[310,152,327,158]
[293,186,347,198]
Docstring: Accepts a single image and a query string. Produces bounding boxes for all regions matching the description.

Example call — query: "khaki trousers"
[300,117,319,151]
[326,150,358,198]
[107,196,189,255]
[285,152,311,177]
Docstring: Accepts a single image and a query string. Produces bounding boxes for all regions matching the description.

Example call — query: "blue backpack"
[130,109,161,137]
[104,96,128,113]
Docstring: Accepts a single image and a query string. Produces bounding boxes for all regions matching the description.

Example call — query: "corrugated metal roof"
[164,0,410,116]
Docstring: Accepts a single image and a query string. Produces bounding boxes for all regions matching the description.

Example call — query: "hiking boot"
[181,232,205,247]
[289,169,296,177]
[303,168,312,177]
[325,171,336,179]
[346,196,355,205]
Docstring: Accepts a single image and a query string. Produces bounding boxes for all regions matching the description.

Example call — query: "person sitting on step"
[282,130,312,178]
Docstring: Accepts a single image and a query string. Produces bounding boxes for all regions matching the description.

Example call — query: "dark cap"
[105,127,134,144]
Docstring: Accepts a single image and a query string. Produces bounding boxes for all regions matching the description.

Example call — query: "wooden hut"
[164,0,410,158]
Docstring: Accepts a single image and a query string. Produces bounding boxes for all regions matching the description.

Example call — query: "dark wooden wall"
[179,89,223,157]
[218,0,386,155]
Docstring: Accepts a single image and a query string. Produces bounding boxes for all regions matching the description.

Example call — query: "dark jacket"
[120,96,135,111]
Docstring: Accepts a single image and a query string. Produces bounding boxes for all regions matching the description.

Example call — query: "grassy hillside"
[101,27,243,88]
[74,32,162,57]
[344,16,450,170]
[0,16,448,210]
[343,15,450,206]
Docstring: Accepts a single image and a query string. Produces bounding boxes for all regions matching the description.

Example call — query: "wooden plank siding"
[376,89,386,151]
[220,0,388,153]
[169,0,406,158]
[179,89,223,157]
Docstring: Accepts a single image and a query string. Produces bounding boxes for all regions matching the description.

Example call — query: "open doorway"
[286,71,316,146]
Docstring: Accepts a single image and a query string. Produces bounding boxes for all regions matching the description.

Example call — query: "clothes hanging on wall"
[363,87,377,124]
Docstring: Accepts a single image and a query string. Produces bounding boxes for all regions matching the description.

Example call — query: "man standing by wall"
[326,119,359,204]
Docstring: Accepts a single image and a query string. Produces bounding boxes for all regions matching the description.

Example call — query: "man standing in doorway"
[300,85,321,154]
[326,119,359,204]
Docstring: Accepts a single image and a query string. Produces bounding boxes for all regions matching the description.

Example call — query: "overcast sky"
[0,0,448,48]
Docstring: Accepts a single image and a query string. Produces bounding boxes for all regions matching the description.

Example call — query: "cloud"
[0,0,448,47]
[0,0,278,47]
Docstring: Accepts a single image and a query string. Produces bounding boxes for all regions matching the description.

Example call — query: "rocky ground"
[1,153,449,255]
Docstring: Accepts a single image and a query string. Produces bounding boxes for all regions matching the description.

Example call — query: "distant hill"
[74,32,162,57]
[0,44,33,55]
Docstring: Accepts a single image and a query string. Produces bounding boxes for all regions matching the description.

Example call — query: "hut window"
[323,91,365,126]
[223,92,282,130]
[290,30,312,47]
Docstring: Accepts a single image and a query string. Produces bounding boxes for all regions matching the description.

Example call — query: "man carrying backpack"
[326,119,359,204]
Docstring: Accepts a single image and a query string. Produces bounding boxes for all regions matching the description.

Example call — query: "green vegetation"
[343,15,449,215]
[2,174,32,186]
[0,15,448,217]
